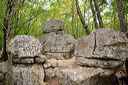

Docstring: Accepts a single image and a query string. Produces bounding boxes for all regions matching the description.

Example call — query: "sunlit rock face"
[74,29,128,69]
[41,20,76,59]
[9,35,42,58]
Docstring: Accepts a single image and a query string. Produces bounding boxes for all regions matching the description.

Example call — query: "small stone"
[35,55,46,64]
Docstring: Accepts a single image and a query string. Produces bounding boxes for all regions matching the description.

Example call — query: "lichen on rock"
[9,35,42,58]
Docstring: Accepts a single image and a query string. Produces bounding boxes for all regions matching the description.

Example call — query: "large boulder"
[12,64,45,85]
[9,35,42,58]
[57,67,116,85]
[74,29,128,69]
[8,35,46,64]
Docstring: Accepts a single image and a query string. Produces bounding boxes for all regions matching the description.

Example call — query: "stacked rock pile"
[8,35,46,85]
[40,20,76,60]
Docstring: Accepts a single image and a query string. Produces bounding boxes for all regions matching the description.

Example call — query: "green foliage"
[0,0,127,49]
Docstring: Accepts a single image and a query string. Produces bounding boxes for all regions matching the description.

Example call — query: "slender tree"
[90,0,98,29]
[75,0,90,35]
[116,0,126,32]
[1,0,15,61]
[93,0,104,28]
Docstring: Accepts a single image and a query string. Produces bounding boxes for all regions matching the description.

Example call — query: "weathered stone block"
[41,33,76,53]
[9,35,42,58]
[75,29,128,68]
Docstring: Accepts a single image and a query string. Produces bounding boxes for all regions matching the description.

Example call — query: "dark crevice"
[92,32,97,55]
[103,42,127,47]
[85,57,123,61]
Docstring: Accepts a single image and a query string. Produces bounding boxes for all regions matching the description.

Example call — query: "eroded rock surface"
[75,29,128,69]
[57,67,116,85]
[9,35,42,58]
[12,64,44,85]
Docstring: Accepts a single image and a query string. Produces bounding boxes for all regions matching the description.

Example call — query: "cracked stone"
[74,29,128,68]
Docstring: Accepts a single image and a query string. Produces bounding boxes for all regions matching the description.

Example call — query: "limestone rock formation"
[12,64,44,85]
[7,35,45,85]
[2,22,125,85]
[41,20,76,59]
[57,67,116,85]
[43,58,117,85]
[9,35,42,58]
[0,56,117,85]
[74,29,128,69]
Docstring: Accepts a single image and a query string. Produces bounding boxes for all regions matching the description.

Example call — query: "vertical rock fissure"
[92,32,97,55]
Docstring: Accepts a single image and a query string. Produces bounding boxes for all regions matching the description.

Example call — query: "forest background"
[0,0,127,60]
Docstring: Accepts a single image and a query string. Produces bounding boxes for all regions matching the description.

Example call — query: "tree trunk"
[1,19,8,61]
[116,0,126,32]
[1,0,14,61]
[75,0,90,35]
[90,0,98,29]
[93,0,104,28]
